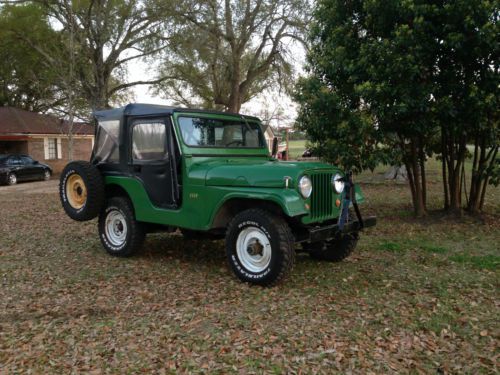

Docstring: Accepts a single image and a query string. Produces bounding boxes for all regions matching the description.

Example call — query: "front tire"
[98,197,145,257]
[225,209,295,286]
[306,233,359,262]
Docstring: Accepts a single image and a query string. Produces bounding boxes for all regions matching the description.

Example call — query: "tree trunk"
[411,139,426,217]
[403,137,426,217]
[67,5,75,161]
[442,157,449,210]
[441,130,449,210]
[226,47,241,113]
[472,145,498,213]
[418,135,427,207]
[446,133,467,214]
[468,135,480,209]
[227,91,241,113]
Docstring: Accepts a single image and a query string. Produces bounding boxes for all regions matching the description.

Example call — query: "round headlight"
[332,173,345,194]
[298,176,312,198]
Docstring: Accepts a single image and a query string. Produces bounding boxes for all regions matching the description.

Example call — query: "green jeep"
[59,104,376,286]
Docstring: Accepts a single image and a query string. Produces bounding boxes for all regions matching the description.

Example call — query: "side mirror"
[33,160,39,164]
[271,137,278,157]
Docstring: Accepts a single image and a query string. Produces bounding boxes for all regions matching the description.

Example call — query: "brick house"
[0,107,94,174]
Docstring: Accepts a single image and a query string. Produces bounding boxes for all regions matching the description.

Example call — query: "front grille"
[310,172,335,221]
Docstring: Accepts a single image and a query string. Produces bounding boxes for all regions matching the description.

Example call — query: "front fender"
[208,187,308,226]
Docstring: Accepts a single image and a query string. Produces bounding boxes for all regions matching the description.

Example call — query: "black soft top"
[94,103,259,122]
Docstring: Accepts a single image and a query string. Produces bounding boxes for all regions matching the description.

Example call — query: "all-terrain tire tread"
[60,161,104,221]
[226,208,295,286]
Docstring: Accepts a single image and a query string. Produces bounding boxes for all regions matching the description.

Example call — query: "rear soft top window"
[93,120,120,163]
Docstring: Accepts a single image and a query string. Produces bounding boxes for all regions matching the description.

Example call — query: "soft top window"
[93,119,120,163]
[178,117,264,148]
[132,122,167,161]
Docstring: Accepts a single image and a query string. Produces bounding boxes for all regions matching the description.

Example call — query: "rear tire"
[225,208,295,286]
[98,197,145,257]
[59,161,104,221]
[306,233,359,262]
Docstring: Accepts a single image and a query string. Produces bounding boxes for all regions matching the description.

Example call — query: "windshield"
[0,155,8,165]
[178,117,265,148]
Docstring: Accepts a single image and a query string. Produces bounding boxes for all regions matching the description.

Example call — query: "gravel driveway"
[0,179,59,195]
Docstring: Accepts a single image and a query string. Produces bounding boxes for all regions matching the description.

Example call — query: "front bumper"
[309,216,377,243]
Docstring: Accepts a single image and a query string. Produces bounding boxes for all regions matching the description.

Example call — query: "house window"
[44,137,62,160]
[48,138,58,159]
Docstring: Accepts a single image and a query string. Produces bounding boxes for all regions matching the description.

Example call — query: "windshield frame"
[176,115,267,150]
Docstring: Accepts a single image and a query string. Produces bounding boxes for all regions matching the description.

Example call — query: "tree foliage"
[2,0,173,112]
[154,0,309,112]
[295,0,499,215]
[37,0,174,110]
[433,0,499,213]
[0,0,173,113]
[0,4,63,113]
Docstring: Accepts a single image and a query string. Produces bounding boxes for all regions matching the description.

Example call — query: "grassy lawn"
[0,163,498,373]
[288,140,307,159]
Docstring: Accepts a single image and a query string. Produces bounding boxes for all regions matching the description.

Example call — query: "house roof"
[0,107,94,136]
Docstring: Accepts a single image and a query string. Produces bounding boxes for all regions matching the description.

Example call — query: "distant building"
[263,124,275,152]
[0,107,94,174]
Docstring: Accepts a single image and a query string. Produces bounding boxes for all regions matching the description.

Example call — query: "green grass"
[377,241,404,252]
[449,254,500,270]
[0,158,498,373]
[420,243,448,253]
[287,139,307,159]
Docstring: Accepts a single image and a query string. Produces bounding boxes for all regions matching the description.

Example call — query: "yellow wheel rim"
[66,174,87,209]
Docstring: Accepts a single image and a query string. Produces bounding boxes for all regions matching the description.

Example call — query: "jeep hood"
[202,159,339,188]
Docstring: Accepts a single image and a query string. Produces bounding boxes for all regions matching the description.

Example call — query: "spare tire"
[60,161,104,221]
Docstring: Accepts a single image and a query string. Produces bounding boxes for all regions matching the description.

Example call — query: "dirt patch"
[0,179,58,195]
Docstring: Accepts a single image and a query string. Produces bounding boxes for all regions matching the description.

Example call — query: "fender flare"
[208,189,307,229]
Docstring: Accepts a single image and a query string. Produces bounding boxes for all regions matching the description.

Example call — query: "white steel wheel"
[98,197,145,257]
[235,226,272,273]
[104,209,128,247]
[226,208,295,286]
[44,170,51,180]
